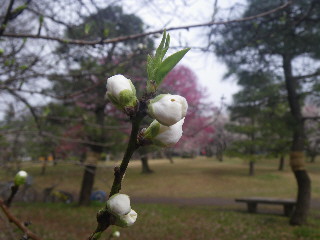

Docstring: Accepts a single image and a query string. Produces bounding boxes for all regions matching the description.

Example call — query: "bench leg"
[283,205,294,217]
[247,203,257,213]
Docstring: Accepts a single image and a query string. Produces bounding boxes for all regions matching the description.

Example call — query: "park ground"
[1,157,320,240]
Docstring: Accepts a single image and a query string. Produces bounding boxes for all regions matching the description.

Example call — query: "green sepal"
[154,48,190,85]
[129,81,136,96]
[118,90,137,108]
[14,174,27,186]
[106,93,122,110]
[114,215,130,228]
[152,138,167,147]
[144,120,161,139]
[149,94,166,104]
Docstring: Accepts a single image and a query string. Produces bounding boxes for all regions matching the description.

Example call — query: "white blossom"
[115,209,138,227]
[148,94,188,126]
[14,170,28,186]
[106,75,137,109]
[144,118,184,147]
[107,194,131,216]
[112,231,120,238]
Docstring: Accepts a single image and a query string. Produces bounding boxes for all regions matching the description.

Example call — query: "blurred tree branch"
[1,1,291,45]
[0,199,43,240]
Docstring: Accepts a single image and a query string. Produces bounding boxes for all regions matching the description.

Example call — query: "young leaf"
[154,48,190,85]
[155,30,167,60]
[160,34,170,61]
[147,55,154,80]
[85,23,91,35]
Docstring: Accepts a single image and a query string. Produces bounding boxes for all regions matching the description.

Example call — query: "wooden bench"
[235,197,296,216]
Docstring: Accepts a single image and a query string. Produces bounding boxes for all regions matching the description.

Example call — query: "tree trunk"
[79,164,97,205]
[278,155,285,171]
[217,151,223,162]
[249,161,255,176]
[52,151,57,166]
[165,150,174,164]
[283,54,311,225]
[79,105,105,205]
[41,156,48,175]
[141,156,153,174]
[310,154,316,163]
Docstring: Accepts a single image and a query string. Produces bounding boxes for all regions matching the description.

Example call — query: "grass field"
[1,156,320,239]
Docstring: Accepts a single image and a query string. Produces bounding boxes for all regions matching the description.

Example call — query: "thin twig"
[2,2,291,45]
[4,185,19,208]
[0,199,43,240]
[87,101,147,240]
[0,0,15,36]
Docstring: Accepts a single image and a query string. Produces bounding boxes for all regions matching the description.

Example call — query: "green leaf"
[160,34,170,61]
[103,28,109,37]
[39,15,44,24]
[84,23,91,35]
[147,54,154,80]
[155,48,190,85]
[155,30,167,60]
[19,65,28,70]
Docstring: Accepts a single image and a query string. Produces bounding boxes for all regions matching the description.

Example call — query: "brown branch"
[293,70,320,81]
[4,185,19,208]
[0,0,15,36]
[1,1,292,45]
[6,89,42,133]
[0,199,43,240]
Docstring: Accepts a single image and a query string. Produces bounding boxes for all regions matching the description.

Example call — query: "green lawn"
[3,202,320,240]
[2,156,317,199]
[0,156,320,239]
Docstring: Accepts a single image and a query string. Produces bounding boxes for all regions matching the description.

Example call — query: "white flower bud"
[112,231,120,238]
[107,194,131,216]
[144,118,184,147]
[106,75,137,109]
[14,170,28,186]
[115,209,138,228]
[148,94,188,126]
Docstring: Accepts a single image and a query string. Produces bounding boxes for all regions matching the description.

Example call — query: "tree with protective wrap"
[212,0,320,225]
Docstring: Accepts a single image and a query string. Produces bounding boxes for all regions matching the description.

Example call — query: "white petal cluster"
[156,119,184,146]
[116,209,137,227]
[112,231,120,238]
[148,94,188,126]
[14,170,28,186]
[107,193,131,216]
[106,194,137,228]
[144,119,184,147]
[106,75,137,109]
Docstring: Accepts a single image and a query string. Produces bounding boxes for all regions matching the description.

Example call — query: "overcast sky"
[123,0,245,105]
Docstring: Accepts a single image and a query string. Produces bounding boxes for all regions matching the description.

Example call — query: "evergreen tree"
[212,0,320,224]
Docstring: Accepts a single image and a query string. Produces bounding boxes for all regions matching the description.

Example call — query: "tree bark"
[310,154,316,163]
[278,155,285,171]
[79,106,105,205]
[79,163,97,205]
[41,156,48,175]
[141,156,153,174]
[283,54,311,225]
[249,161,255,176]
